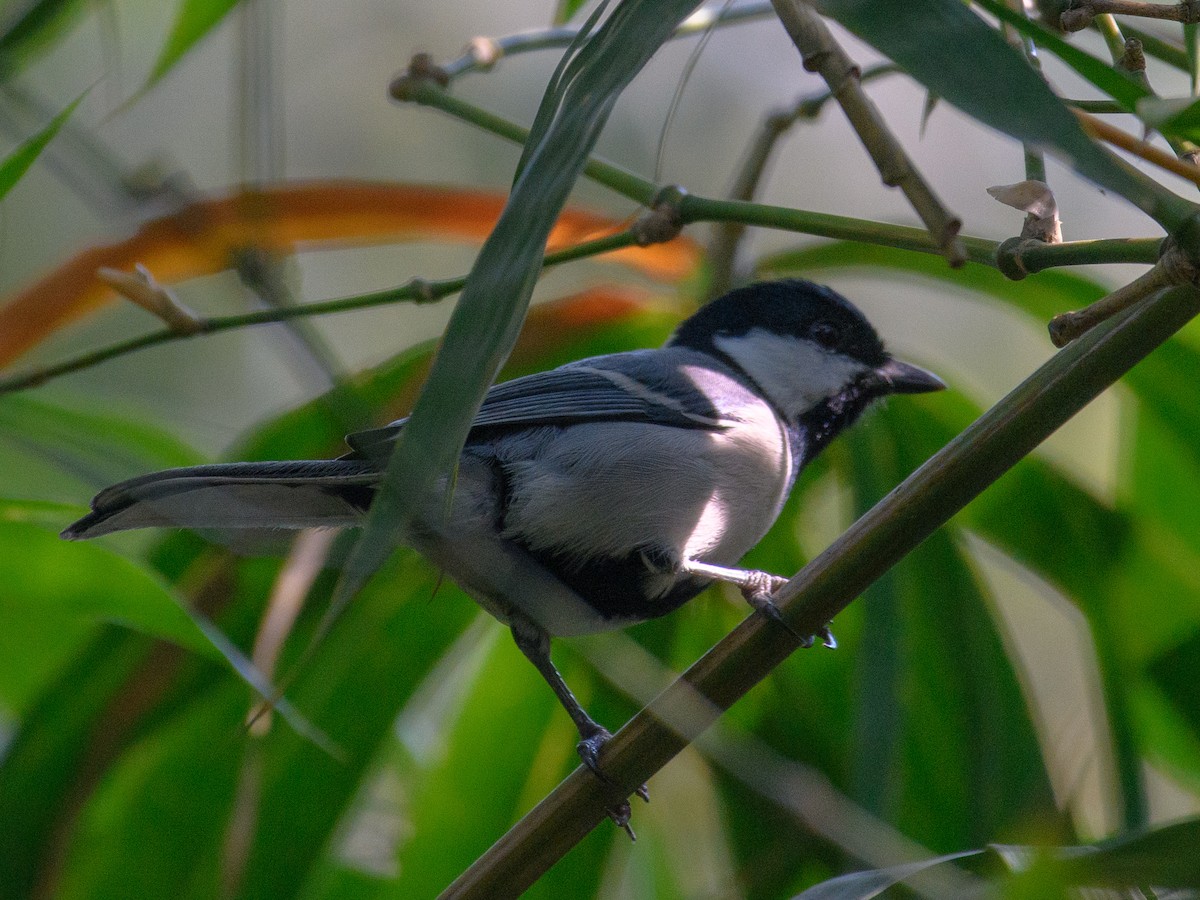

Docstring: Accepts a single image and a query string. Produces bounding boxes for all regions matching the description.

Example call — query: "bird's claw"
[739,574,837,650]
[740,572,802,640]
[577,727,648,840]
[576,727,612,774]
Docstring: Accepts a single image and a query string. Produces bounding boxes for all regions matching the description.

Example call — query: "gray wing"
[344,353,728,460]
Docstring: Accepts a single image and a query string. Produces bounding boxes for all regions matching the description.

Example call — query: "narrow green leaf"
[237,552,477,900]
[810,0,1193,232]
[1147,632,1200,751]
[1136,94,1200,144]
[0,91,84,201]
[552,0,591,25]
[0,393,202,503]
[4,522,216,656]
[1048,817,1200,886]
[847,404,1061,849]
[794,849,980,900]
[0,629,155,898]
[144,0,242,90]
[799,819,1200,896]
[52,686,246,900]
[335,0,703,667]
[0,0,87,76]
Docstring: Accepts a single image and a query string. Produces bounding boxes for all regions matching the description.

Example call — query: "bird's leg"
[509,616,648,839]
[680,559,836,649]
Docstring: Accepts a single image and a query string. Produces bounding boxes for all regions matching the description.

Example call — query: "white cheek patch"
[713,329,868,418]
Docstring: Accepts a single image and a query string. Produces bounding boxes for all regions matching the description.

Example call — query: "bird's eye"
[809,321,841,349]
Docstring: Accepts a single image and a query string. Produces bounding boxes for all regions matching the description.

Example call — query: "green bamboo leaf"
[794,849,980,899]
[337,0,703,676]
[800,818,1200,896]
[2,522,217,656]
[810,0,1192,232]
[552,0,590,25]
[1136,95,1200,144]
[0,393,201,503]
[846,403,1060,849]
[144,0,242,90]
[0,0,87,77]
[237,552,476,900]
[1147,631,1200,753]
[0,629,158,898]
[1046,817,1200,886]
[0,91,84,200]
[52,686,247,900]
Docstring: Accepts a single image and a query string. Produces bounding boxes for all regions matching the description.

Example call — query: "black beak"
[873,357,945,395]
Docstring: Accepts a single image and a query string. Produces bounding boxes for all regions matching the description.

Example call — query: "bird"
[63,278,943,828]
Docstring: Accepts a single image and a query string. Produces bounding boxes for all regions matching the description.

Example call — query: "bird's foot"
[739,573,837,649]
[739,571,800,638]
[577,726,649,840]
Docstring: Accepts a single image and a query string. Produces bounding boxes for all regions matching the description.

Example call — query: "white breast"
[500,377,792,575]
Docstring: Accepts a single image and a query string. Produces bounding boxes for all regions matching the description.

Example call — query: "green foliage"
[0,92,83,200]
[814,0,1187,230]
[0,0,88,77]
[5,1,1200,898]
[144,0,244,91]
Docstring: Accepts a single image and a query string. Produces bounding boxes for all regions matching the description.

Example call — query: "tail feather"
[62,460,378,540]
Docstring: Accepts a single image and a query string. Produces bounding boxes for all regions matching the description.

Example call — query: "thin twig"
[441,1,778,82]
[1062,0,1200,30]
[1089,13,1200,167]
[1002,0,1049,184]
[706,63,901,299]
[1121,23,1189,70]
[397,70,1165,274]
[1092,12,1131,61]
[769,0,966,266]
[1049,264,1172,345]
[0,231,633,395]
[440,284,1200,899]
[1074,108,1200,188]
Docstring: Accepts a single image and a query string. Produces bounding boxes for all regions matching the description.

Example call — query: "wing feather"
[345,356,727,459]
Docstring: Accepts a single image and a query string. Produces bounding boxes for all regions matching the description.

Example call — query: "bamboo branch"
[441,283,1200,899]
[770,0,966,265]
[1061,0,1200,30]
[397,66,1167,273]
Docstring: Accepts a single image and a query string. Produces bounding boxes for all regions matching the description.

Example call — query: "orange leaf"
[0,180,700,369]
